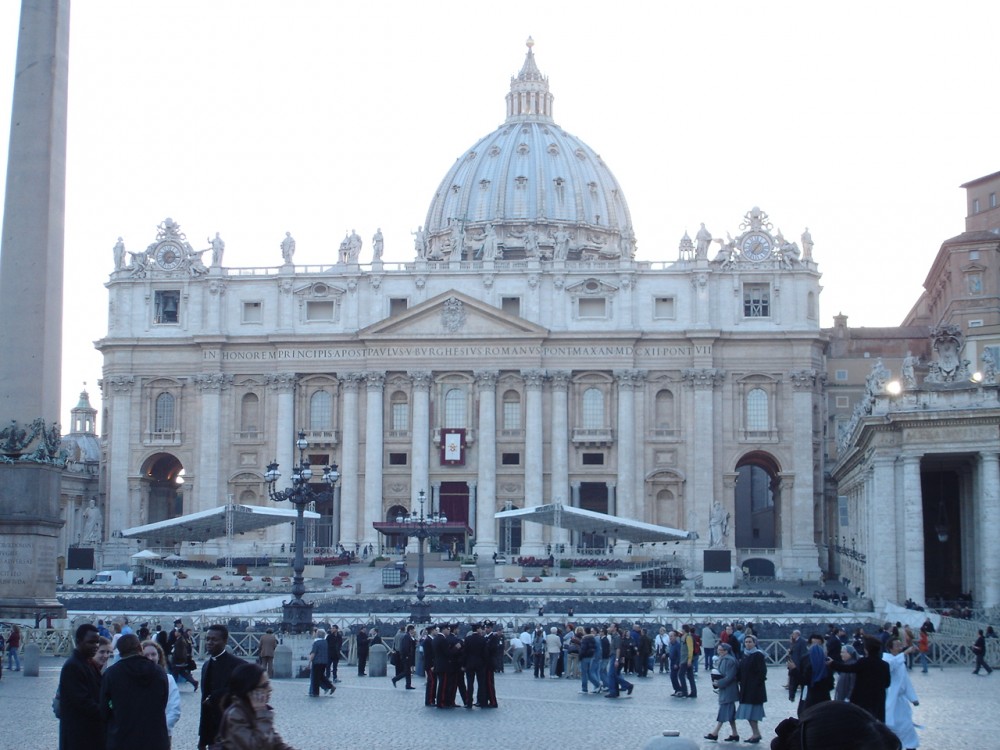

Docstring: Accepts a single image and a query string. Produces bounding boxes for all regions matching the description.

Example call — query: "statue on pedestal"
[82,498,103,546]
[708,501,730,548]
[281,232,296,264]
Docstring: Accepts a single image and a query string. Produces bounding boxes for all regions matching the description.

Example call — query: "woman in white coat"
[142,640,182,740]
[883,638,920,749]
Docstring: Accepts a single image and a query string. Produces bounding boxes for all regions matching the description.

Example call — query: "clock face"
[740,232,773,262]
[156,242,182,270]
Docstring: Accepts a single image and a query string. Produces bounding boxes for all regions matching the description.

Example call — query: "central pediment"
[359,290,549,339]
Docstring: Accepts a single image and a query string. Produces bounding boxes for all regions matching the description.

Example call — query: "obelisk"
[0,0,71,619]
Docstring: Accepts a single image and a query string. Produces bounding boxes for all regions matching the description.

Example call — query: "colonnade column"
[363,371,385,548]
[338,373,363,550]
[103,375,135,531]
[902,453,925,605]
[979,452,1000,608]
[550,371,571,550]
[474,370,498,556]
[870,455,898,605]
[520,369,546,556]
[195,373,231,513]
[266,373,297,497]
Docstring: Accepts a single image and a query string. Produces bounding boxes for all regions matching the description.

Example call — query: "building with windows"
[828,171,1000,610]
[93,40,826,581]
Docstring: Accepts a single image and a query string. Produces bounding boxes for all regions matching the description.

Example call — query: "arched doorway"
[385,505,409,553]
[734,452,779,548]
[141,453,185,524]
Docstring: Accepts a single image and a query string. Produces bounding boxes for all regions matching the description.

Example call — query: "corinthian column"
[194,373,233,513]
[266,373,298,496]
[902,452,925,605]
[520,369,546,555]
[979,452,1000,608]
[409,371,432,505]
[682,368,722,550]
[363,371,385,547]
[549,371,571,549]
[104,375,135,531]
[474,370,499,556]
[339,374,364,549]
[614,370,645,523]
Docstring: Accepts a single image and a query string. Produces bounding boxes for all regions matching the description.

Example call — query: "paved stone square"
[4,658,997,749]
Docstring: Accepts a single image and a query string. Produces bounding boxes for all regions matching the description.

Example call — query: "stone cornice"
[265,372,297,392]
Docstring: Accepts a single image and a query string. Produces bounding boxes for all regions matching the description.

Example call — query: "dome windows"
[516,143,530,155]
[547,143,560,155]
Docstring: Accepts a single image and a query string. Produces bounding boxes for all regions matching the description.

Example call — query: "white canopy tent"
[493,502,695,544]
[120,504,320,547]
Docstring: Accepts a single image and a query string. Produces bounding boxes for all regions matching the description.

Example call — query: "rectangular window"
[835,396,849,409]
[501,452,520,466]
[242,301,263,323]
[389,452,408,466]
[973,198,981,213]
[503,401,521,430]
[154,290,180,324]
[581,452,605,465]
[835,369,848,381]
[389,298,408,316]
[743,284,770,317]
[306,300,334,321]
[654,297,676,319]
[578,297,607,318]
[391,403,409,431]
[501,297,521,316]
[838,495,849,527]
[969,319,984,328]
[991,193,998,208]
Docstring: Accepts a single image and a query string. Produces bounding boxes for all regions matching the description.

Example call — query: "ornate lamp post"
[395,489,448,623]
[265,430,339,633]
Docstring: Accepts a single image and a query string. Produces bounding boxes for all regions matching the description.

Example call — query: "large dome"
[422,39,635,262]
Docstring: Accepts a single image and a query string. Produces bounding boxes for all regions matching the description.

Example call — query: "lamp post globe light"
[396,489,447,623]
[265,430,339,633]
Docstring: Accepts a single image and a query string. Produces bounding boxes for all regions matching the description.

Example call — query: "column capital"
[548,370,572,391]
[474,369,499,390]
[194,373,233,391]
[409,370,433,391]
[521,368,546,390]
[265,372,298,392]
[101,375,135,394]
[341,372,365,393]
[614,369,647,389]
[365,371,386,390]
[682,367,724,389]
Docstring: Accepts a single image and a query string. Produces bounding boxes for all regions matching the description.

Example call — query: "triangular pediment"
[359,290,549,339]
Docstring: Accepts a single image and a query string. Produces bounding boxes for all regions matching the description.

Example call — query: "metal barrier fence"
[11,621,1000,668]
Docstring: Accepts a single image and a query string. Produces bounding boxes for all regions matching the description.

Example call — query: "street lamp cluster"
[265,430,339,633]
[394,489,449,623]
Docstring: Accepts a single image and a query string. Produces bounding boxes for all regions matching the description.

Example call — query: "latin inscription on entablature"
[905,425,994,445]
[205,343,711,363]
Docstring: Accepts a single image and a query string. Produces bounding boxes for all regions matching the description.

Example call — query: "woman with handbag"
[214,662,299,750]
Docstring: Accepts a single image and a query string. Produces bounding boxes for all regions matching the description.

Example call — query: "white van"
[90,570,132,586]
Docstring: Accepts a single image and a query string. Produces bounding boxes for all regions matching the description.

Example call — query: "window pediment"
[566,278,619,297]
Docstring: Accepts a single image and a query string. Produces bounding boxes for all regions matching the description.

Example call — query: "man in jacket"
[258,628,278,678]
[356,626,370,676]
[392,624,417,689]
[326,625,343,682]
[59,623,105,750]
[462,622,488,707]
[100,634,169,750]
[198,623,244,750]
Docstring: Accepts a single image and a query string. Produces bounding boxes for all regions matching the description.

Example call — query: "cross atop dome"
[506,37,554,122]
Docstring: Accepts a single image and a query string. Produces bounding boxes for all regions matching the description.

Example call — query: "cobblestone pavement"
[5,659,996,749]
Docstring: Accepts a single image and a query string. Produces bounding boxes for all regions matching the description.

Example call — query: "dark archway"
[141,452,184,524]
[734,452,780,548]
[921,468,964,604]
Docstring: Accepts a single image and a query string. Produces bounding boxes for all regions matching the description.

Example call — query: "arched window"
[582,388,604,429]
[734,455,779,548]
[310,390,332,431]
[390,391,409,431]
[654,389,674,429]
[502,390,521,430]
[444,388,466,428]
[746,388,768,432]
[154,393,174,433]
[239,489,257,504]
[240,393,259,434]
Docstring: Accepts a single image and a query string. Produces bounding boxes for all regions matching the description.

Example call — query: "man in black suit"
[423,624,440,705]
[326,625,343,682]
[198,623,243,750]
[59,623,105,750]
[356,626,370,676]
[463,622,488,707]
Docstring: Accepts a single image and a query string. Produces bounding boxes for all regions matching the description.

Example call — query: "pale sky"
[0,1,997,424]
